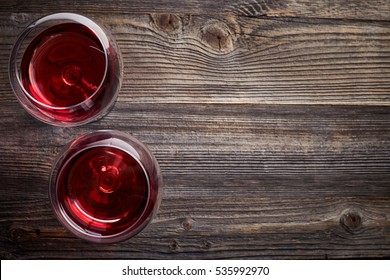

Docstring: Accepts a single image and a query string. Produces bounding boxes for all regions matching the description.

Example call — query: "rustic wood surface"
[0,0,390,259]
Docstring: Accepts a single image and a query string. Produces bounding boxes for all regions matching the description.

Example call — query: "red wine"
[20,23,107,122]
[57,146,151,236]
[50,130,162,242]
[10,13,122,126]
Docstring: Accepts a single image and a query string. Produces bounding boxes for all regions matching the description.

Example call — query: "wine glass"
[49,130,163,243]
[9,13,123,126]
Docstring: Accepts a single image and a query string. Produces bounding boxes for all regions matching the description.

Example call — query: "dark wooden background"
[0,0,390,259]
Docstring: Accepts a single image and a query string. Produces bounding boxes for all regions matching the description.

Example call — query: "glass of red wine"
[49,130,163,243]
[9,13,122,126]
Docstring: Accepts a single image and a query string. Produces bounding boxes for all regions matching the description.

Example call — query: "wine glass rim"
[10,12,110,111]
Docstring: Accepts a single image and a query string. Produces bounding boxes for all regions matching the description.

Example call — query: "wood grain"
[1,12,390,105]
[1,0,390,21]
[0,102,389,259]
[0,0,390,259]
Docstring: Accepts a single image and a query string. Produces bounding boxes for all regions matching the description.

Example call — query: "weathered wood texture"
[0,0,390,259]
[2,0,390,20]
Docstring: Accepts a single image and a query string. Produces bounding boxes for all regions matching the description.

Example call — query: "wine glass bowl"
[9,13,122,126]
[49,130,163,243]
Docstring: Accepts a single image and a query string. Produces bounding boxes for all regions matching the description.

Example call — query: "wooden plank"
[0,103,389,258]
[1,0,390,21]
[1,103,390,185]
[1,13,389,106]
[1,196,389,259]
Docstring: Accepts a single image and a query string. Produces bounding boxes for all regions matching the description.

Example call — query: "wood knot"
[182,218,194,231]
[152,14,181,33]
[169,240,180,251]
[10,13,31,24]
[200,20,234,52]
[340,210,362,233]
[201,240,212,250]
[9,227,40,242]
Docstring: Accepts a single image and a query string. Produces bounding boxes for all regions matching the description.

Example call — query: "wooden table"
[0,0,389,259]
